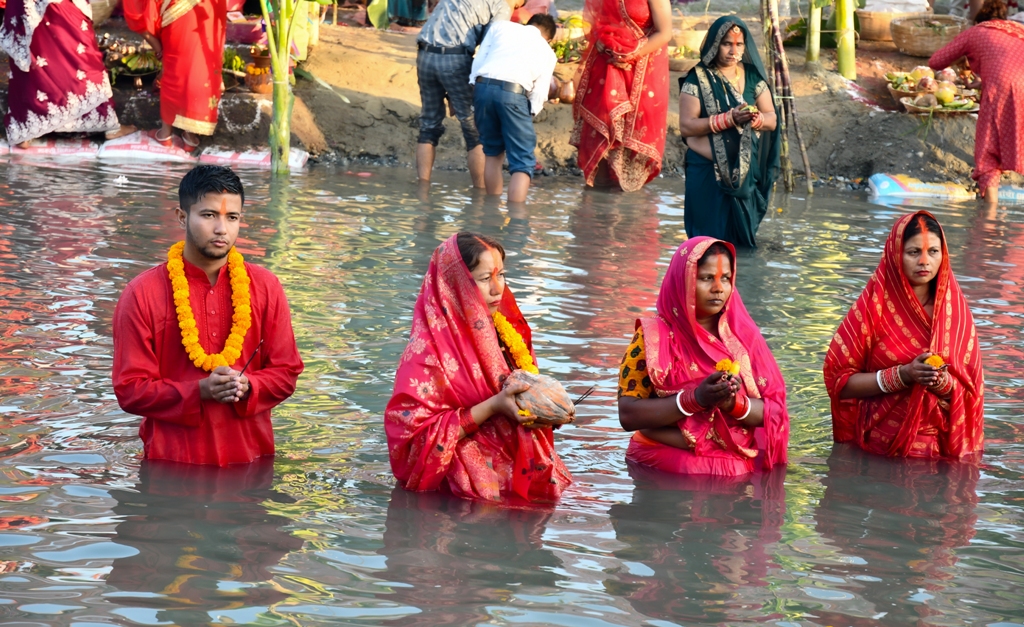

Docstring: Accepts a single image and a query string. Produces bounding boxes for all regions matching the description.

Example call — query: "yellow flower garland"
[492,312,539,374]
[167,241,252,372]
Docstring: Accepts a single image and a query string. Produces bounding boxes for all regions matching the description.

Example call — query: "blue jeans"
[472,81,536,176]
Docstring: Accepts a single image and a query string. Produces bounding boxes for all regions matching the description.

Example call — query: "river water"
[0,161,1022,627]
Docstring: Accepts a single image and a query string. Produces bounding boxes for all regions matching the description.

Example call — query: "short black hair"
[456,231,505,272]
[527,14,557,41]
[178,165,245,213]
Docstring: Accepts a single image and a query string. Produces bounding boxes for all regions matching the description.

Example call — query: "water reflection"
[604,465,787,624]
[376,487,561,625]
[809,444,979,626]
[106,460,302,623]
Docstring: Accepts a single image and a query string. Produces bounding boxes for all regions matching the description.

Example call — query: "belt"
[475,77,526,95]
[417,41,471,55]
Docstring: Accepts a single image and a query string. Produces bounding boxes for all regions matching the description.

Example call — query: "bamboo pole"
[764,0,814,194]
[836,0,857,79]
[806,2,821,64]
[259,0,300,174]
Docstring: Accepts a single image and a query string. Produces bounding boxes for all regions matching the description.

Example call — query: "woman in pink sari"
[570,0,672,191]
[617,237,789,476]
[1,0,133,145]
[385,232,572,504]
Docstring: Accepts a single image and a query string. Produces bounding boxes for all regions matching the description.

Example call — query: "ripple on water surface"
[0,163,1022,626]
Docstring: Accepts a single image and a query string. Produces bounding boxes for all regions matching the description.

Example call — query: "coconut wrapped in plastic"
[503,370,576,427]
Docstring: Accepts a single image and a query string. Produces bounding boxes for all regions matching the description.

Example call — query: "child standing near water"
[469,14,557,202]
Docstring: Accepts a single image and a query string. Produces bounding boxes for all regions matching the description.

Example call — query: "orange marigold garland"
[167,241,252,372]
[492,312,539,374]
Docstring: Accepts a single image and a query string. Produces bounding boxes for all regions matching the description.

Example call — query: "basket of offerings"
[900,95,978,115]
[503,370,576,428]
[890,15,969,57]
[667,46,699,73]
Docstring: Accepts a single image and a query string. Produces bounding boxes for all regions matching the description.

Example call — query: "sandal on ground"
[105,125,138,140]
[153,128,173,146]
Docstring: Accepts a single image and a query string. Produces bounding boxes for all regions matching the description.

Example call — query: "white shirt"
[469,21,557,116]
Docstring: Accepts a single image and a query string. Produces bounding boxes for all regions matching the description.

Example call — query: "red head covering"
[384,235,571,504]
[823,211,984,459]
[638,236,789,470]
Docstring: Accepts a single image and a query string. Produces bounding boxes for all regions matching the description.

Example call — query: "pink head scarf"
[638,237,789,469]
[384,234,571,503]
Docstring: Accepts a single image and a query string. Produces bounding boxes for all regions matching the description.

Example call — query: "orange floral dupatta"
[384,235,572,504]
[824,211,984,459]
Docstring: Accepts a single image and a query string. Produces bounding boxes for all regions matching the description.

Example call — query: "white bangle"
[740,398,753,421]
[675,390,693,416]
[876,369,887,394]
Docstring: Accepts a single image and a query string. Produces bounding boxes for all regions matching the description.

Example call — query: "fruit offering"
[503,370,576,427]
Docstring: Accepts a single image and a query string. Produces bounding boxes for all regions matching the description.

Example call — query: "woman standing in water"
[385,232,572,504]
[678,16,780,248]
[929,0,1024,201]
[824,212,985,459]
[617,237,789,476]
[570,0,672,191]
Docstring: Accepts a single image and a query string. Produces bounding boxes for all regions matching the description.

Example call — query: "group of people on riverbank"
[415,0,1024,244]
[109,167,985,507]
[1,0,227,149]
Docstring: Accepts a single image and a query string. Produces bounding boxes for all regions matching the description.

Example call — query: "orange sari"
[123,0,226,135]
[823,211,984,459]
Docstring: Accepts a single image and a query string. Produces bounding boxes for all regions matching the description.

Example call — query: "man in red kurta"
[113,165,303,466]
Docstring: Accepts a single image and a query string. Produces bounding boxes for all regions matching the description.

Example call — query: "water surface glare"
[1,162,1023,627]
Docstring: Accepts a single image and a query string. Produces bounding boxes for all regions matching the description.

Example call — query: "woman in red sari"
[123,0,226,151]
[1,0,133,145]
[570,0,672,192]
[929,0,1024,200]
[385,232,572,504]
[823,211,984,459]
[617,237,789,476]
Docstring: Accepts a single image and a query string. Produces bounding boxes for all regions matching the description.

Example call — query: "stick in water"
[238,339,264,376]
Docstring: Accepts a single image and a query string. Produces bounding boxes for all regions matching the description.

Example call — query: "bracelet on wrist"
[459,407,480,436]
[676,385,705,416]
[877,365,909,394]
[728,393,749,419]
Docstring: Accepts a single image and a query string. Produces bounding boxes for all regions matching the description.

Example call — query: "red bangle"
[751,112,763,130]
[676,384,705,415]
[459,408,479,436]
[728,393,749,419]
[934,371,954,397]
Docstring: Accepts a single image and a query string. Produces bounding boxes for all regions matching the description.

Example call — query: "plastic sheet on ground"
[7,138,101,157]
[97,131,196,162]
[869,173,975,200]
[199,147,309,169]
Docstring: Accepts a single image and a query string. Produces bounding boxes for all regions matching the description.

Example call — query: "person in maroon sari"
[570,0,672,191]
[0,0,133,145]
[823,211,984,459]
[617,237,789,476]
[384,232,572,504]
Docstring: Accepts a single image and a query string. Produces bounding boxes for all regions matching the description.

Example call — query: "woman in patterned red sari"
[124,0,226,151]
[824,211,985,460]
[930,0,1024,200]
[385,232,572,504]
[0,0,133,145]
[570,0,672,192]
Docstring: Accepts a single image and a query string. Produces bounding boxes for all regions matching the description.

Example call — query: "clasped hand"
[490,380,538,427]
[731,105,756,127]
[201,366,250,404]
[694,371,741,411]
[900,353,947,391]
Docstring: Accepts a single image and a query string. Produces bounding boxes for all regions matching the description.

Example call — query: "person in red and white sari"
[0,0,134,146]
[123,0,227,151]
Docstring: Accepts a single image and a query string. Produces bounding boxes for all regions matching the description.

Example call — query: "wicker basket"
[91,0,120,27]
[890,14,969,57]
[856,9,930,42]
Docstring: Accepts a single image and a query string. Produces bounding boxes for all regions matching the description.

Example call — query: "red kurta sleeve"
[113,278,204,427]
[929,29,973,72]
[234,267,303,418]
[122,0,162,36]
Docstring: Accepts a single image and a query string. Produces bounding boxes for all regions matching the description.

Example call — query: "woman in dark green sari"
[678,16,781,248]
